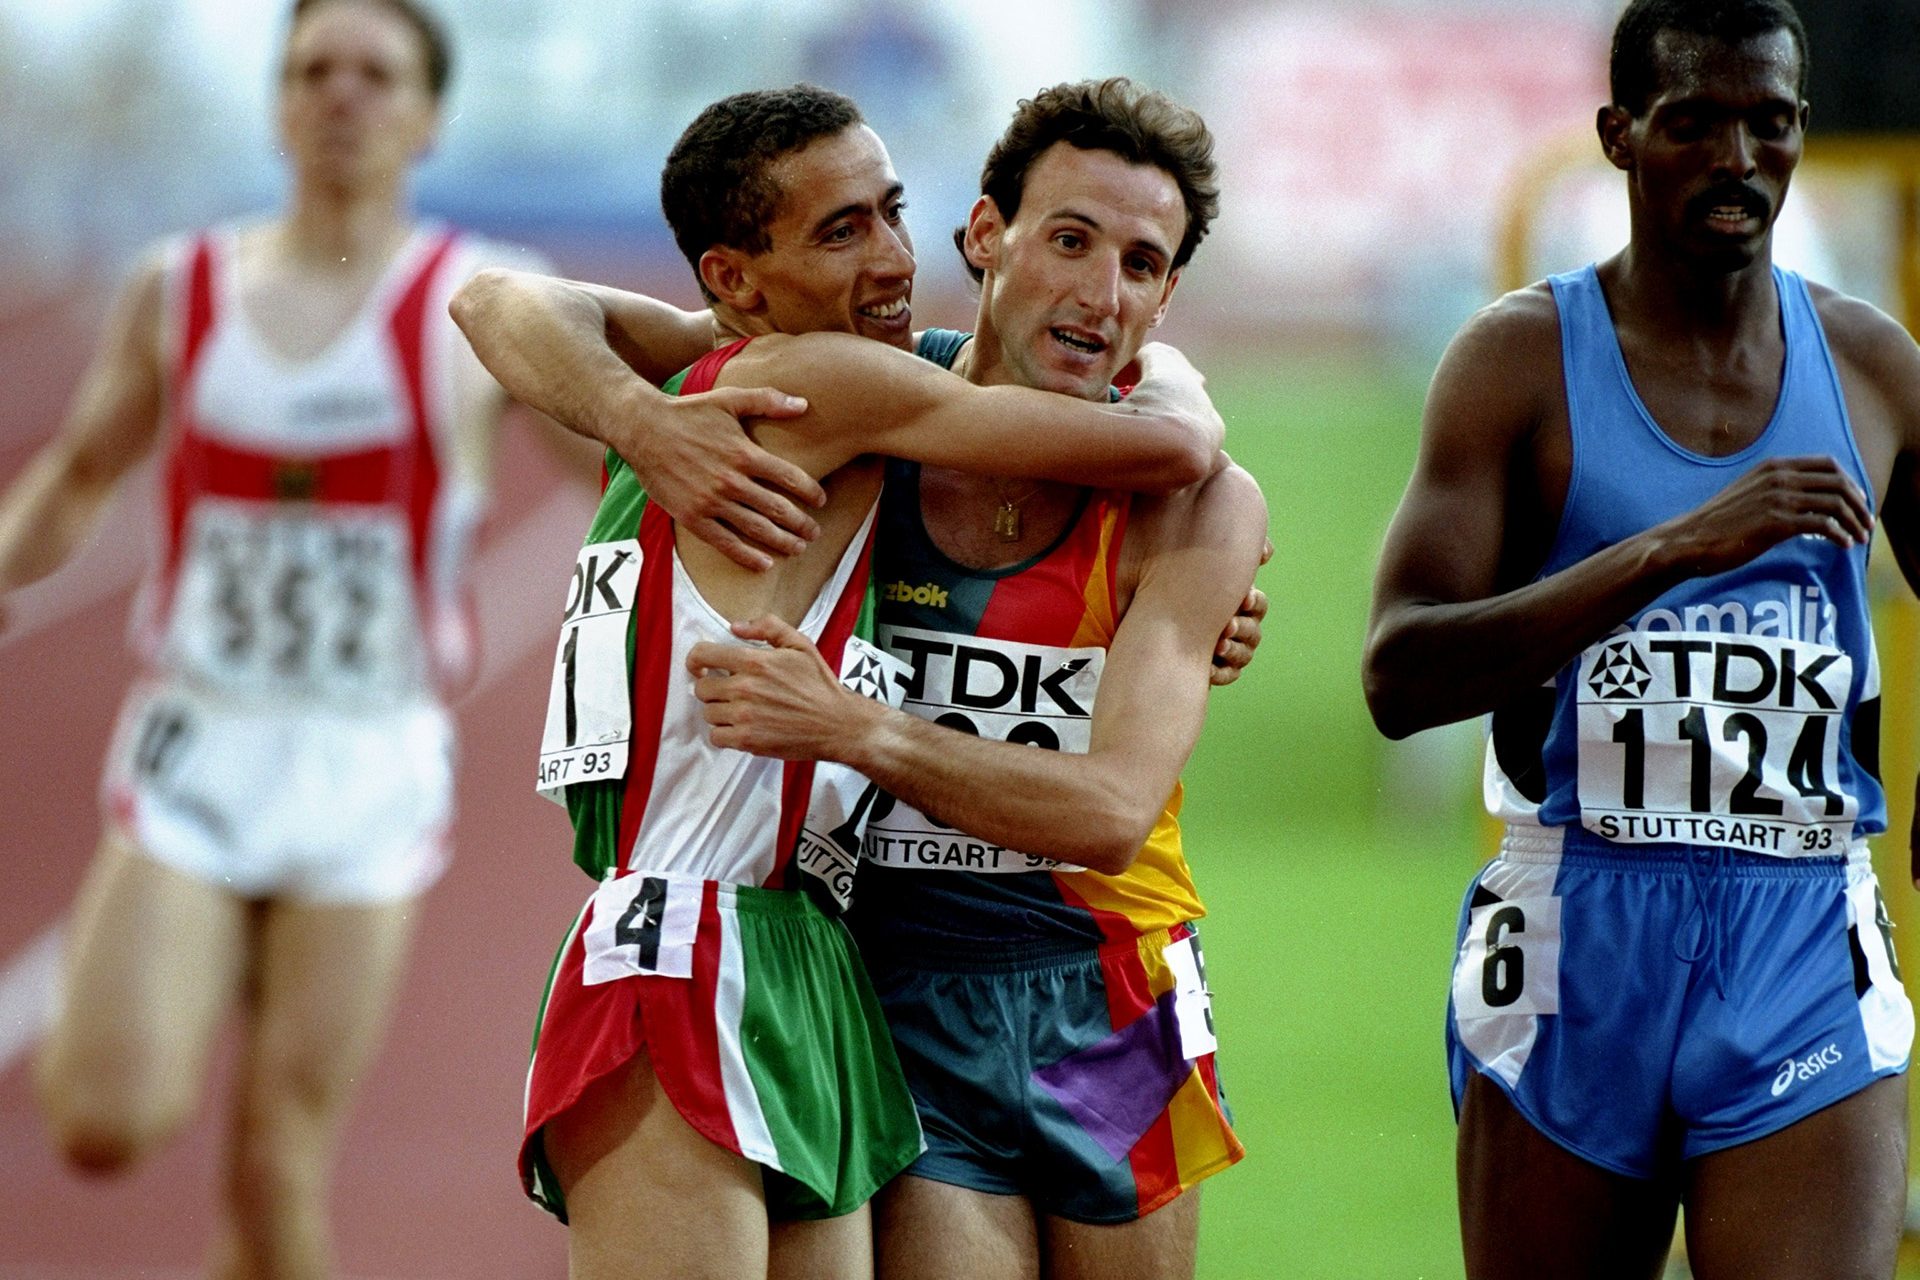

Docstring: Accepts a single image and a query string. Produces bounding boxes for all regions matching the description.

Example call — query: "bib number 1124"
[1576,630,1855,854]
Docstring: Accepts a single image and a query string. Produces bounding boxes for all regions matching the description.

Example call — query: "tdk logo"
[1770,1043,1843,1097]
[883,580,948,609]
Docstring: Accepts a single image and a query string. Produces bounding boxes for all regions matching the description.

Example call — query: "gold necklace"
[992,484,1041,541]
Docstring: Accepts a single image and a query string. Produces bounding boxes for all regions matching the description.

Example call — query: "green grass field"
[1170,358,1477,1277]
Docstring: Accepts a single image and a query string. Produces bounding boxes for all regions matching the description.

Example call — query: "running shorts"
[522,874,924,1222]
[1447,832,1913,1177]
[100,678,453,903]
[862,921,1243,1224]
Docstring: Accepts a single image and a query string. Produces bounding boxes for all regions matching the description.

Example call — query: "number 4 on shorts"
[580,871,703,983]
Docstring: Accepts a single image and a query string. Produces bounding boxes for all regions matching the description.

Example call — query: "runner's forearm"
[839,707,1159,875]
[1365,526,1692,738]
[0,442,122,593]
[450,270,669,454]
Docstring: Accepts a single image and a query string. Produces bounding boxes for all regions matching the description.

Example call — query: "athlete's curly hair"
[1610,0,1808,114]
[662,85,866,305]
[955,77,1218,285]
[287,0,452,100]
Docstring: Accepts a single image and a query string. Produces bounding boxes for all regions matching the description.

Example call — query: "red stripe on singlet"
[179,438,399,502]
[973,494,1125,644]
[613,500,679,871]
[388,230,459,583]
[610,336,757,873]
[158,237,219,619]
[682,338,753,393]
[771,509,880,887]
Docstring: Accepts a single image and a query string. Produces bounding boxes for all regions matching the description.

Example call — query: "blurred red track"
[0,349,597,1275]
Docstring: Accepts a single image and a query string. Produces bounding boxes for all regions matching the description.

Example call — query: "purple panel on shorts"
[1032,991,1187,1161]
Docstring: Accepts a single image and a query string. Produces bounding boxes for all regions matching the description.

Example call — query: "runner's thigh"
[875,1174,1039,1280]
[1458,1075,1680,1280]
[769,1204,871,1280]
[1683,1073,1906,1280]
[38,829,248,1152]
[1043,1185,1198,1280]
[546,1049,769,1280]
[242,895,419,1119]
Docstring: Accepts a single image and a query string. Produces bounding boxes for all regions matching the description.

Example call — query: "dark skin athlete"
[1364,26,1920,1280]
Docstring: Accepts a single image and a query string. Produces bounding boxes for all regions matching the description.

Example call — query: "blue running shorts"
[1446,831,1912,1177]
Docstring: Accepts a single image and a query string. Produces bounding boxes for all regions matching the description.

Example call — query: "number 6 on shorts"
[1453,894,1562,1021]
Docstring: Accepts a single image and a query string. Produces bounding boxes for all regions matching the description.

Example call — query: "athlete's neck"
[1605,236,1780,347]
[911,335,1081,569]
[279,184,414,271]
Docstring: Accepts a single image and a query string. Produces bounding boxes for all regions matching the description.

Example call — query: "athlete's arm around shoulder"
[692,463,1268,874]
[440,243,604,491]
[1362,280,1871,739]
[0,244,168,627]
[450,268,822,568]
[719,332,1221,493]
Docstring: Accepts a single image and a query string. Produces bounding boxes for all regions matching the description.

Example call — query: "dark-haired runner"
[1366,2,1916,1275]
[459,76,1266,1280]
[454,82,1235,1279]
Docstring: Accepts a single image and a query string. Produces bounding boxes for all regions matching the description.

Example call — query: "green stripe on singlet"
[559,371,687,880]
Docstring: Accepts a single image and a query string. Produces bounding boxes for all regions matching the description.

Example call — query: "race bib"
[1576,629,1856,856]
[1163,933,1218,1060]
[580,869,703,983]
[167,501,414,694]
[793,636,910,911]
[537,540,642,801]
[1452,894,1562,1021]
[862,627,1103,874]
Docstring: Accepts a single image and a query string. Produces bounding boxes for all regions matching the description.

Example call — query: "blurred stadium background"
[1,0,1917,1275]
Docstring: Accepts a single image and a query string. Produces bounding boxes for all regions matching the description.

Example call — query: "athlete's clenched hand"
[1655,455,1872,577]
[612,386,823,572]
[685,615,880,762]
[1211,537,1272,687]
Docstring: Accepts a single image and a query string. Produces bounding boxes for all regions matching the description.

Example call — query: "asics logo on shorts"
[1770,1042,1843,1097]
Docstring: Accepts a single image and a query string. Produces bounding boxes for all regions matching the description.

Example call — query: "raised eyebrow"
[809,183,907,239]
[1049,208,1172,264]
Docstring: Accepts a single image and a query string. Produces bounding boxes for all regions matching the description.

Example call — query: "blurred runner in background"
[0,2,560,1273]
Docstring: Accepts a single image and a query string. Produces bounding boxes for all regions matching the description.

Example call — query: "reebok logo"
[1770,1043,1843,1097]
[883,580,948,609]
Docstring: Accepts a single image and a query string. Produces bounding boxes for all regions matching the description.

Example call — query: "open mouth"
[1704,203,1761,232]
[1693,186,1768,236]
[858,297,910,323]
[1050,327,1107,356]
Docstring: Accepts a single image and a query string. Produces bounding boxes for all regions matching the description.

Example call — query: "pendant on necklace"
[994,501,1021,541]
